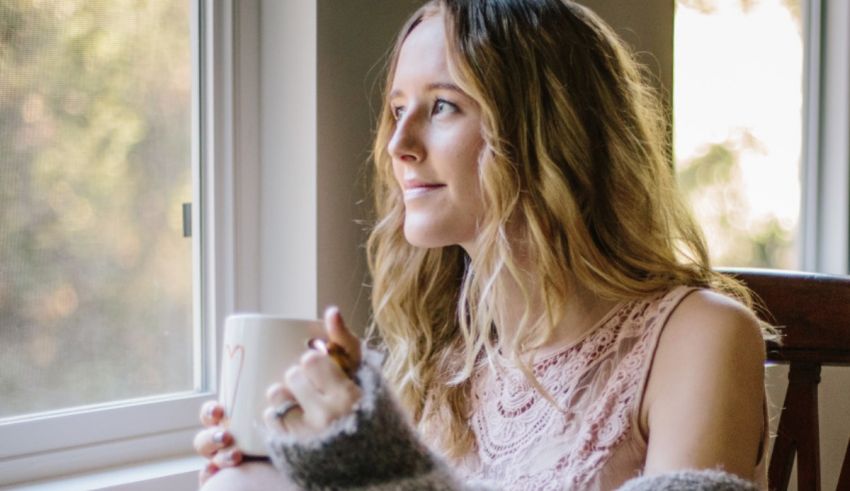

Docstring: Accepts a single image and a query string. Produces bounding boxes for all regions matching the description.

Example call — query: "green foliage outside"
[676,131,795,268]
[0,0,193,418]
[674,0,800,269]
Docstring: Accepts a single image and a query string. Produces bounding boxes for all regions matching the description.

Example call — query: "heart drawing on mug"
[222,343,245,415]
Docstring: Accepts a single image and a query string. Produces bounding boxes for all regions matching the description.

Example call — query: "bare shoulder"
[641,289,766,479]
[652,288,766,401]
[663,289,765,357]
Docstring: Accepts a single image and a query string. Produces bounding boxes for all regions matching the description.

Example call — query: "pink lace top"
[456,286,767,490]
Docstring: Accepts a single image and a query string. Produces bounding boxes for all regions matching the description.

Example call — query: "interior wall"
[580,0,674,104]
[259,0,318,319]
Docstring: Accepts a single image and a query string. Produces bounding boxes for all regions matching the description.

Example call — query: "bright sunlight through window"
[674,0,803,269]
[0,0,195,419]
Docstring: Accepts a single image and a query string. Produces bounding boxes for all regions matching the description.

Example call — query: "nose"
[387,113,425,163]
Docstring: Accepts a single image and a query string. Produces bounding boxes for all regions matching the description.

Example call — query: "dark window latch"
[182,203,192,238]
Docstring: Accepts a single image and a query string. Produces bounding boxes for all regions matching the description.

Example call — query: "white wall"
[255,0,418,331]
[258,0,318,319]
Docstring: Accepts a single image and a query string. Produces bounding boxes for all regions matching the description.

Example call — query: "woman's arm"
[641,290,766,480]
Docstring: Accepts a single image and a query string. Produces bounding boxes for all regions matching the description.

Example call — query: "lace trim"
[462,287,693,490]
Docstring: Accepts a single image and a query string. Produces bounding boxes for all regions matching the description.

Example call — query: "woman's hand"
[263,306,363,439]
[193,400,244,485]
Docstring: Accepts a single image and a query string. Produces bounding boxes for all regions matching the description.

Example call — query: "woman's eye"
[432,99,457,115]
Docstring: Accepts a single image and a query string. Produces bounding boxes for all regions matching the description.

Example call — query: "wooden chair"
[721,268,850,491]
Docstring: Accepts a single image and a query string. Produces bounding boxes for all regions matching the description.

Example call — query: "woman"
[195,1,768,489]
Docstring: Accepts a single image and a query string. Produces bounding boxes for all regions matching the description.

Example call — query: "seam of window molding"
[801,0,823,271]
[808,0,850,274]
[0,455,204,491]
[0,429,198,487]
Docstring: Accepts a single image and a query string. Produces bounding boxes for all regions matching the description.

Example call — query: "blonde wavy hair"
[366,0,751,459]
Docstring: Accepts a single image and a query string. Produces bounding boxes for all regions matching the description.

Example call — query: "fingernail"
[212,431,229,445]
[325,305,339,318]
[206,404,219,420]
[307,337,329,353]
[226,449,242,464]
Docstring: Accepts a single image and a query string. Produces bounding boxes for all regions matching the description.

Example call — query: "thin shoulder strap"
[628,286,701,443]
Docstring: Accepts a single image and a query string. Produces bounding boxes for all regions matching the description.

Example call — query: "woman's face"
[388,14,485,251]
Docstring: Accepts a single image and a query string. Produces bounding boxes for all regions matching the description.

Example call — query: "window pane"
[0,0,194,418]
[674,0,803,269]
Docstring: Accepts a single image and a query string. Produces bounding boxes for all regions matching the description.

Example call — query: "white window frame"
[801,0,850,275]
[799,3,850,490]
[0,0,322,486]
[0,0,260,486]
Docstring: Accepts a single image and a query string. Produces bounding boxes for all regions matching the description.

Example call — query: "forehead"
[392,15,451,88]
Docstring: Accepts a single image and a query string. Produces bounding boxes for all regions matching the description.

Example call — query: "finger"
[284,364,325,412]
[299,349,350,392]
[200,400,224,426]
[288,353,362,429]
[193,427,234,458]
[285,363,345,433]
[265,381,307,434]
[263,403,304,433]
[211,447,243,469]
[265,381,296,406]
[199,462,219,486]
[324,306,361,366]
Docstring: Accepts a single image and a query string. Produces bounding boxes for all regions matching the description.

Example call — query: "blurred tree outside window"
[674,0,803,269]
[0,0,194,419]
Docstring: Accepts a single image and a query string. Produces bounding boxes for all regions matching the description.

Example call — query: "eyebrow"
[388,82,465,100]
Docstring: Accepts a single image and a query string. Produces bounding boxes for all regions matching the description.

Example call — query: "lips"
[403,179,444,190]
[403,180,445,199]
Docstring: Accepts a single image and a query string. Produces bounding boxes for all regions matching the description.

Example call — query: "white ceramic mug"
[219,314,323,456]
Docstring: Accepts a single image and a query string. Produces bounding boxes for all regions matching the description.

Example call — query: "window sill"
[1,455,205,491]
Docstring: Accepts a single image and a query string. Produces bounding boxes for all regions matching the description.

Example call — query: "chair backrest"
[721,268,850,491]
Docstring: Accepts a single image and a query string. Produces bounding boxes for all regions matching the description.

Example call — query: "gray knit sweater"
[266,351,758,491]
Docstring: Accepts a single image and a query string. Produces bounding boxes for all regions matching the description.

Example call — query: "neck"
[462,238,619,361]
[490,260,618,361]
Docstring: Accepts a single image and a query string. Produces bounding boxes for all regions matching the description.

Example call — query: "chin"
[403,225,477,252]
[402,221,458,249]
[403,229,449,249]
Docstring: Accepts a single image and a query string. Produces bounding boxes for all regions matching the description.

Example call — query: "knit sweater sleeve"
[265,349,760,491]
[617,469,760,491]
[265,348,490,490]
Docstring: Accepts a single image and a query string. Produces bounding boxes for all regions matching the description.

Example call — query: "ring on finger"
[274,400,301,421]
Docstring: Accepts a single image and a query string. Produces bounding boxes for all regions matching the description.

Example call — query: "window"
[673,0,804,269]
[0,0,195,421]
[674,4,850,490]
[0,0,225,485]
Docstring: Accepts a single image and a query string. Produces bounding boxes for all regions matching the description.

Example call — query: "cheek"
[453,138,485,199]
[391,160,404,189]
